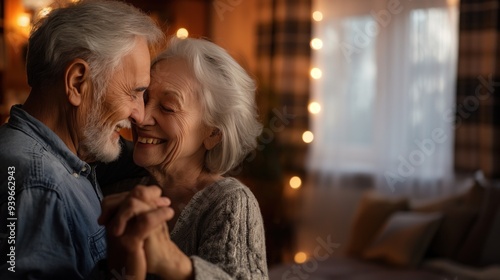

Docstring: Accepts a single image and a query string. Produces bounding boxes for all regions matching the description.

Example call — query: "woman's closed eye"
[160,105,175,113]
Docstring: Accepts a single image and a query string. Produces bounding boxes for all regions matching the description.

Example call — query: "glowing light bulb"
[17,14,31,27]
[308,102,321,114]
[310,68,322,79]
[302,131,314,143]
[312,11,323,21]
[310,38,323,50]
[176,28,189,39]
[290,176,302,189]
[294,252,308,263]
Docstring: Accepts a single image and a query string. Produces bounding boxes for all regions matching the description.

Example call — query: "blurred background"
[1,0,499,278]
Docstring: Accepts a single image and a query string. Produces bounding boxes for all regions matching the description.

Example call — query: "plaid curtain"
[455,0,500,179]
[255,0,312,175]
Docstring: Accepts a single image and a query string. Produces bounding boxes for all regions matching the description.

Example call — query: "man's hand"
[99,185,171,235]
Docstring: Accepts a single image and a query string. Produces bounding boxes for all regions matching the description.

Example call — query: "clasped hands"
[98,185,193,280]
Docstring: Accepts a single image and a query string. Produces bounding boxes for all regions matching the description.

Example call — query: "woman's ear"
[203,128,222,150]
[65,59,90,107]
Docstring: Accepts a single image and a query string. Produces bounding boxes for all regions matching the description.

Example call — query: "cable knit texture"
[170,177,268,280]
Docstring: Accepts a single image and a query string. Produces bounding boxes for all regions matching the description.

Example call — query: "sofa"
[269,172,500,279]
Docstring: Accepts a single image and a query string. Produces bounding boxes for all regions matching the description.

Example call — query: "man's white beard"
[81,106,125,163]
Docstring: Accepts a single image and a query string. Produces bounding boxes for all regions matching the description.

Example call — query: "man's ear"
[203,128,222,150]
[65,59,90,107]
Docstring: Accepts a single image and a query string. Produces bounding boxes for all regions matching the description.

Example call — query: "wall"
[1,0,31,121]
[210,0,257,75]
[129,0,210,38]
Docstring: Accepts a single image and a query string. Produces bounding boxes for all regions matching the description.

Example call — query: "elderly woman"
[99,37,268,280]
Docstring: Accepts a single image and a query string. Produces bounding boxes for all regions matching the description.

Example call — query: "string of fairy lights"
[289,9,325,265]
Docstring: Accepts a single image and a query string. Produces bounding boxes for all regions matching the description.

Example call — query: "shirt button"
[73,173,79,178]
[82,166,87,172]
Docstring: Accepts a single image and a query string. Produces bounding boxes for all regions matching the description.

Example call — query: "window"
[308,0,459,196]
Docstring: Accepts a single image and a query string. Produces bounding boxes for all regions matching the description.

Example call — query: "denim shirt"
[0,105,106,279]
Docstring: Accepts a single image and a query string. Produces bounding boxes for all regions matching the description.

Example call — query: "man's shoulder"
[0,129,68,196]
[1,124,47,161]
[0,125,39,177]
[0,123,39,158]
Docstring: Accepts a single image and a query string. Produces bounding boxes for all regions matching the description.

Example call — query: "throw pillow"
[412,192,467,212]
[458,183,500,266]
[412,192,479,259]
[412,172,485,213]
[344,194,408,257]
[362,211,442,267]
[425,208,477,258]
[412,173,486,260]
[481,198,500,266]
[462,175,487,209]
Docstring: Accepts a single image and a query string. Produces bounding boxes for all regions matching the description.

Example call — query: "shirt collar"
[8,105,91,177]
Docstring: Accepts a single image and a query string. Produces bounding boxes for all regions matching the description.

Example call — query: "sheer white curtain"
[308,0,459,197]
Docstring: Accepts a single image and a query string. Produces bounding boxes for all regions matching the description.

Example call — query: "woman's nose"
[136,102,155,128]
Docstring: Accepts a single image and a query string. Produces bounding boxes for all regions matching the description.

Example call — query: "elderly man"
[0,1,163,279]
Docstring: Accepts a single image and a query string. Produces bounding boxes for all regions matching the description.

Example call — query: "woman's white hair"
[153,37,263,174]
[26,0,164,102]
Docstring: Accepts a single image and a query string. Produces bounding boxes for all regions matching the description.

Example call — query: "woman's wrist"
[179,255,194,280]
[158,253,193,280]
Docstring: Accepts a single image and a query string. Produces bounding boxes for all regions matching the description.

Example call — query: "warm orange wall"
[126,0,210,39]
[1,0,30,116]
[210,0,257,75]
[4,0,29,89]
[171,0,209,38]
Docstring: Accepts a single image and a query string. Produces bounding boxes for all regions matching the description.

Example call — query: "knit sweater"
[170,177,268,280]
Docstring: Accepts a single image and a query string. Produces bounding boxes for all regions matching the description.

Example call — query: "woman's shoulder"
[201,177,258,204]
[185,177,260,215]
[196,177,263,229]
[174,177,262,236]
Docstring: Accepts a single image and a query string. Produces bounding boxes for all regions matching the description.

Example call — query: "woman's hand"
[99,185,174,279]
[143,223,194,280]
